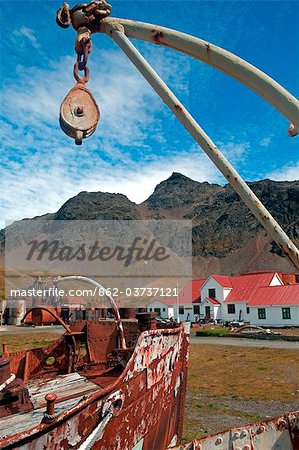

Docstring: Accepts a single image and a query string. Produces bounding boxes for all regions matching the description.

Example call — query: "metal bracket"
[56,1,112,31]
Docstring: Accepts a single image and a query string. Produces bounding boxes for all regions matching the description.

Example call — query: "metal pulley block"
[59,82,100,145]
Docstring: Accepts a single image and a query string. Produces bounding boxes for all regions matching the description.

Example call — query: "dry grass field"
[184,343,299,441]
[0,332,57,352]
[0,329,298,443]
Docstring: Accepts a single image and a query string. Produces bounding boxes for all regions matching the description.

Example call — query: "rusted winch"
[57,2,111,144]
[0,356,33,418]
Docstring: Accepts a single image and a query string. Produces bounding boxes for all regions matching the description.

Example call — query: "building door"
[205,306,210,321]
[154,308,161,317]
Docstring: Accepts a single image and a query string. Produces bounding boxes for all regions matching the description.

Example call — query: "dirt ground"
[0,328,298,443]
[183,343,299,442]
[272,327,299,336]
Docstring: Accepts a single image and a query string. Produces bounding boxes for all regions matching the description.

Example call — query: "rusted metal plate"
[1,313,298,449]
[169,411,299,450]
[289,412,299,449]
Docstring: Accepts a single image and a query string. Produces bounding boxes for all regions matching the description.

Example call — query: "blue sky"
[1,0,298,226]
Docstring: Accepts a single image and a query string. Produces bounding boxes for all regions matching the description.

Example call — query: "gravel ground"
[190,335,299,349]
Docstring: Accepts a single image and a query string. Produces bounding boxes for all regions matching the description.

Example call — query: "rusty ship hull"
[173,413,299,450]
[0,317,189,449]
[0,314,298,449]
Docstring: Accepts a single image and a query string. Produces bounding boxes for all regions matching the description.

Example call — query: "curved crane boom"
[104,22,299,270]
[96,17,299,130]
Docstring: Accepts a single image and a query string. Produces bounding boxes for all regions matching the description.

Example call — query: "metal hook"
[56,2,71,28]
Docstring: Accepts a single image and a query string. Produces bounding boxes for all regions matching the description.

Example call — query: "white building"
[248,284,299,327]
[199,272,283,323]
[146,279,205,322]
[146,272,299,327]
[146,299,175,320]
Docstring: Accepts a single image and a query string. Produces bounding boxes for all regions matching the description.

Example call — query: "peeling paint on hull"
[170,411,299,450]
[0,319,298,450]
[0,321,190,450]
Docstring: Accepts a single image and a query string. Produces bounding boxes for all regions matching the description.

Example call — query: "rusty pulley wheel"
[59,83,100,145]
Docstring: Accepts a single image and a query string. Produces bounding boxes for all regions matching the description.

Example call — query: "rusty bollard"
[2,343,9,358]
[42,393,57,423]
[0,356,12,387]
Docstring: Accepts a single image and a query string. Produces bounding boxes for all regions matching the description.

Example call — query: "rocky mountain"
[145,172,222,211]
[1,173,299,277]
[54,191,142,221]
[142,174,299,273]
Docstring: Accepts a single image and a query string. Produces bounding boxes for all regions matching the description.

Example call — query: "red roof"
[205,297,220,305]
[146,297,178,306]
[178,279,206,304]
[248,284,299,306]
[211,275,233,288]
[224,272,280,303]
[145,279,206,306]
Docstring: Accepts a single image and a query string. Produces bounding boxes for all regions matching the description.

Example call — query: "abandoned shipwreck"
[0,311,190,449]
[0,0,298,449]
[1,306,298,449]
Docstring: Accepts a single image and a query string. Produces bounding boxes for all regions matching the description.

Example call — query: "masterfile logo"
[5,219,192,307]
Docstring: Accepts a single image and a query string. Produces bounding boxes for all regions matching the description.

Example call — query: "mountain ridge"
[1,173,298,276]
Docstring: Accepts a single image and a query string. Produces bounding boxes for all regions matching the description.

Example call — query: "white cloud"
[3,40,250,229]
[1,44,201,226]
[12,27,40,49]
[1,44,190,154]
[266,162,299,181]
[260,137,271,147]
[0,143,221,228]
[215,139,251,166]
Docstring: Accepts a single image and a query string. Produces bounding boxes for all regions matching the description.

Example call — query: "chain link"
[57,1,112,84]
[77,38,92,71]
[73,63,90,84]
[74,37,91,84]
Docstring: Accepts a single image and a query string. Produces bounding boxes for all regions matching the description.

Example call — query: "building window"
[246,307,250,314]
[162,308,166,312]
[208,288,216,299]
[227,304,235,314]
[179,306,184,315]
[149,308,152,312]
[282,308,291,319]
[193,305,200,315]
[258,308,266,320]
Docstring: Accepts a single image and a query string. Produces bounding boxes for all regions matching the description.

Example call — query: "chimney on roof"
[280,273,297,285]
